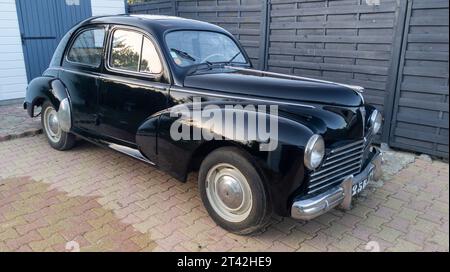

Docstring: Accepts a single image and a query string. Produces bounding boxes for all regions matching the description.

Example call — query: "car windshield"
[165,30,247,67]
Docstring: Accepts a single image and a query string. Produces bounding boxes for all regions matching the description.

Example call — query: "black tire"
[198,146,271,235]
[41,101,76,151]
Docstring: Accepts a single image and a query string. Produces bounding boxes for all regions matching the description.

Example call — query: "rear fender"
[25,77,72,132]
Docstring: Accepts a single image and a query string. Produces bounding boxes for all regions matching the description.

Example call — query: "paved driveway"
[0,134,448,252]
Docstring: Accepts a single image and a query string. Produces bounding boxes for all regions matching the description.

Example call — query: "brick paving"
[0,134,448,252]
[0,102,448,252]
[0,103,41,142]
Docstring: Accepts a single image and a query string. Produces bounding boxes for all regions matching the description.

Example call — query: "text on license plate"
[352,178,369,196]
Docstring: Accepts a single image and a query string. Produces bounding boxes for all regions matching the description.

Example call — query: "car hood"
[183,69,363,107]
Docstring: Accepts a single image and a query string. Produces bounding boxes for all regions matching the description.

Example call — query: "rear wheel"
[41,101,76,150]
[198,147,271,235]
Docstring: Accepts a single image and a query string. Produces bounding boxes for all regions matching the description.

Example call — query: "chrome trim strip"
[322,152,364,167]
[311,158,362,178]
[309,166,361,190]
[330,139,365,154]
[321,153,364,169]
[326,145,364,160]
[64,26,107,69]
[48,67,169,91]
[48,67,101,79]
[103,141,156,165]
[309,180,345,195]
[100,74,169,91]
[225,66,364,93]
[170,87,316,109]
[105,26,164,79]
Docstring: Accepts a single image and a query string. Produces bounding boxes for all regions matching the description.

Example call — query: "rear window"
[67,28,105,67]
[50,29,73,67]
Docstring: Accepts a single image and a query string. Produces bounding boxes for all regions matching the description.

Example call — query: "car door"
[60,25,107,134]
[98,26,169,146]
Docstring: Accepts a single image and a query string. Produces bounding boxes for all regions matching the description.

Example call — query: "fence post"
[172,0,177,16]
[124,0,129,14]
[258,0,270,70]
[380,0,409,144]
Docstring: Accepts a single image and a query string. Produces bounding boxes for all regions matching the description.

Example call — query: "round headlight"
[369,110,383,135]
[304,135,325,170]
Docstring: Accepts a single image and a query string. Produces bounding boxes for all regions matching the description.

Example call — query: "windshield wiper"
[226,52,242,65]
[187,52,242,75]
[186,62,213,75]
[170,48,196,62]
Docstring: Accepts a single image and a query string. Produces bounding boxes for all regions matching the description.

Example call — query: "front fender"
[136,115,161,164]
[142,103,315,216]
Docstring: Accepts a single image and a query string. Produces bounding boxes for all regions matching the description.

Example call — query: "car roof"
[81,14,228,37]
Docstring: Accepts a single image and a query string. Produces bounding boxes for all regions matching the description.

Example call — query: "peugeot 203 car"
[24,15,383,234]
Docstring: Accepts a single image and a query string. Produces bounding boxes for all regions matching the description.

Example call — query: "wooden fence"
[129,0,449,158]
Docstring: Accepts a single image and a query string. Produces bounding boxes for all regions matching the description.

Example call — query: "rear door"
[60,25,107,134]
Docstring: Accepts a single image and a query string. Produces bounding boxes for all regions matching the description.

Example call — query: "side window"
[110,29,162,74]
[141,37,162,74]
[67,28,105,67]
[110,30,141,71]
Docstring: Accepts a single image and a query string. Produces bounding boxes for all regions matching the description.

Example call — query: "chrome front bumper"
[291,147,383,220]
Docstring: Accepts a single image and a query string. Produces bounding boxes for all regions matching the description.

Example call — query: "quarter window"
[110,29,162,74]
[141,38,162,74]
[67,28,105,67]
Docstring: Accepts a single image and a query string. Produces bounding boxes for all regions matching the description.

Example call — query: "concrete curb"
[0,128,43,142]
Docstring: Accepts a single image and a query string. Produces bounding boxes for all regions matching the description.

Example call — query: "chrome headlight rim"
[304,134,325,170]
[369,109,382,135]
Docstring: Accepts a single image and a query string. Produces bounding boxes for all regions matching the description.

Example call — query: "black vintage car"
[24,15,383,234]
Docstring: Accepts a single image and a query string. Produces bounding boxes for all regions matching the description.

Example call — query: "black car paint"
[24,15,376,217]
[183,72,363,107]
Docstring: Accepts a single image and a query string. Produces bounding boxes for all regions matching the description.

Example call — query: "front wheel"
[41,101,76,150]
[198,147,271,235]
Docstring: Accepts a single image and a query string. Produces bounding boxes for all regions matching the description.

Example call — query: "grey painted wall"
[129,0,449,158]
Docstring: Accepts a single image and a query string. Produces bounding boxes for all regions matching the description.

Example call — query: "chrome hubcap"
[216,176,244,210]
[206,163,252,222]
[43,106,61,143]
[49,114,59,134]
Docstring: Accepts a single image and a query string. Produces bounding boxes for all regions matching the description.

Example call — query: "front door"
[98,27,169,146]
[16,0,92,82]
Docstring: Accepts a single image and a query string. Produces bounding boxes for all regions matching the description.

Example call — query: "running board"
[100,140,155,165]
[72,132,156,165]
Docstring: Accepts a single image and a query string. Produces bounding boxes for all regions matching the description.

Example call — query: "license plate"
[352,168,374,196]
[352,178,368,196]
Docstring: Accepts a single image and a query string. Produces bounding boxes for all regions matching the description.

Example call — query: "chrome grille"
[307,139,366,194]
